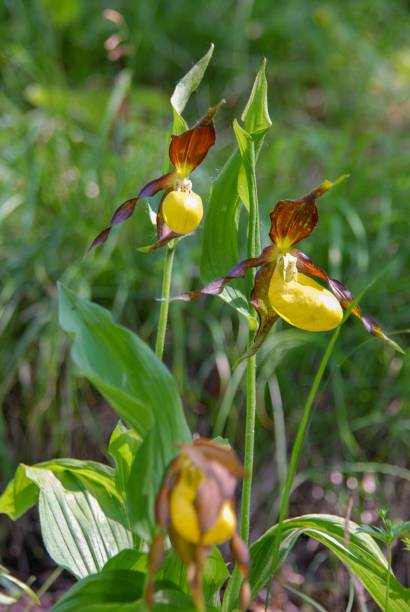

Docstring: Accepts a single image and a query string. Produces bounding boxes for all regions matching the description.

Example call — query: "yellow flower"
[90,105,220,252]
[145,439,250,611]
[174,178,404,356]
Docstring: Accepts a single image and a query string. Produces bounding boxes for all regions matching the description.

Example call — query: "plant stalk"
[155,243,175,360]
[265,326,341,609]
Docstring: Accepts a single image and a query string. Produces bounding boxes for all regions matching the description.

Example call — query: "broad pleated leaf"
[0,458,117,520]
[1,465,133,579]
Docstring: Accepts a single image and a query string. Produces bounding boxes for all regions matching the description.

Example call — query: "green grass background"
[0,0,409,603]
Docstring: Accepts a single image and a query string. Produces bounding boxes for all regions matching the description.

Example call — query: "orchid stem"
[155,243,175,360]
[264,326,341,609]
[225,139,260,610]
[240,352,257,545]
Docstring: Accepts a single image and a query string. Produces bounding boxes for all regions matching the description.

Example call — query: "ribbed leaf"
[250,514,410,611]
[0,459,117,520]
[26,467,132,578]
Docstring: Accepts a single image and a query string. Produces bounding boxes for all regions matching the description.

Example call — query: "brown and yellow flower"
[145,438,250,611]
[174,178,404,356]
[90,105,221,252]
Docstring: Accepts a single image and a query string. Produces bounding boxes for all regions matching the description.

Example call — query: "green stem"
[265,326,341,609]
[155,243,175,360]
[240,353,257,543]
[223,140,260,612]
[240,138,260,544]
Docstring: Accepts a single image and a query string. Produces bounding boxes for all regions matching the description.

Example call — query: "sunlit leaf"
[0,464,133,579]
[108,423,141,496]
[170,44,214,134]
[0,459,117,520]
[241,58,272,138]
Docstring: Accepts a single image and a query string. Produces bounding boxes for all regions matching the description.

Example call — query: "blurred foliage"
[0,0,410,602]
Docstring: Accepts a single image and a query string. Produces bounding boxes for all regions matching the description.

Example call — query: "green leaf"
[250,514,410,611]
[241,58,272,138]
[170,44,214,134]
[0,458,117,520]
[0,564,40,605]
[103,549,146,573]
[200,60,271,321]
[108,422,142,496]
[52,570,145,612]
[58,284,190,535]
[24,466,133,579]
[52,569,197,612]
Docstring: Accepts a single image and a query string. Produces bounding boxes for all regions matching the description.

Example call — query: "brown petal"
[171,245,275,302]
[184,438,245,478]
[138,232,179,253]
[269,176,348,250]
[169,104,222,176]
[231,531,250,578]
[237,261,279,362]
[230,532,251,611]
[293,249,405,353]
[195,477,225,534]
[145,533,165,609]
[89,171,177,250]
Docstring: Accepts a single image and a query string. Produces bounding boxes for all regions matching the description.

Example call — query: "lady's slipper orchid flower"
[145,439,250,611]
[90,105,221,252]
[174,178,404,356]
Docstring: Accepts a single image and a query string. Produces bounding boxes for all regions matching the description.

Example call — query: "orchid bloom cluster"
[91,105,220,252]
[175,177,403,356]
[145,439,250,612]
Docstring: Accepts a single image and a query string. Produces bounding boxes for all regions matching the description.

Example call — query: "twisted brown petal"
[89,171,177,250]
[269,176,348,250]
[145,532,165,609]
[230,532,251,611]
[171,245,275,302]
[236,261,279,362]
[293,249,405,354]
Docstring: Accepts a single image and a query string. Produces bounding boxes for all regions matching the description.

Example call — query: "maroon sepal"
[269,177,348,251]
[138,232,179,253]
[171,245,275,302]
[89,171,177,250]
[237,262,279,362]
[293,249,405,354]
[169,103,222,177]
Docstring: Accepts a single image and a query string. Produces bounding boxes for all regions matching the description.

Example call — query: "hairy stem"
[155,244,175,359]
[265,326,341,609]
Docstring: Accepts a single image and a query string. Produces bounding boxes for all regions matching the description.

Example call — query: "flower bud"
[162,190,203,234]
[269,271,343,331]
